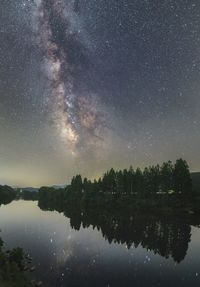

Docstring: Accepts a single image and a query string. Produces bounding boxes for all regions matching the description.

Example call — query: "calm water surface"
[0,200,200,287]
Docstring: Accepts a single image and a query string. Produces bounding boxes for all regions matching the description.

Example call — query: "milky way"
[35,0,105,155]
[1,0,200,186]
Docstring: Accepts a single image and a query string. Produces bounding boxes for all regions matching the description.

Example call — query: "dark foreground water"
[0,200,200,287]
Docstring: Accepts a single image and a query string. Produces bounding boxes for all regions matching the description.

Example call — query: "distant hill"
[13,185,66,193]
[19,185,66,192]
[191,172,200,192]
[21,187,39,193]
[52,184,66,189]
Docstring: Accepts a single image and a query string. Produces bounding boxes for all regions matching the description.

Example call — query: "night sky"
[0,0,200,187]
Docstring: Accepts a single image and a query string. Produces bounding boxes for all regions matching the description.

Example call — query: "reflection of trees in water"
[38,198,192,263]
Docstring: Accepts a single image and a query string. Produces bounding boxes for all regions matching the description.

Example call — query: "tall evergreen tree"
[108,168,117,193]
[116,170,124,194]
[71,175,83,193]
[128,166,135,194]
[135,168,144,196]
[160,161,174,192]
[173,159,192,194]
[149,165,161,194]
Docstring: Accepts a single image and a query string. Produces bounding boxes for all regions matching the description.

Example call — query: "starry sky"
[0,0,200,187]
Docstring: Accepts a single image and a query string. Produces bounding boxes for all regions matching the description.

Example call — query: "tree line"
[67,158,192,196]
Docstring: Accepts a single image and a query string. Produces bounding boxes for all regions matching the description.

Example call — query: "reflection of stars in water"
[144,255,151,264]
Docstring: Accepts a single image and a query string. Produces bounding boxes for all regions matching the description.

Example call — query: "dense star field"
[0,0,200,186]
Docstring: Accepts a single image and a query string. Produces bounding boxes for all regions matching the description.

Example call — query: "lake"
[0,200,200,287]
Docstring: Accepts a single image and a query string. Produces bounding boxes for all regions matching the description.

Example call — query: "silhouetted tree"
[71,175,83,193]
[128,166,135,194]
[143,167,151,196]
[160,161,174,192]
[123,169,129,194]
[102,169,116,193]
[135,168,144,196]
[173,159,192,194]
[116,170,124,194]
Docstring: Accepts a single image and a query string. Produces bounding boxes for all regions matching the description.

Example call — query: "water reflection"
[0,200,200,287]
[38,198,195,264]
